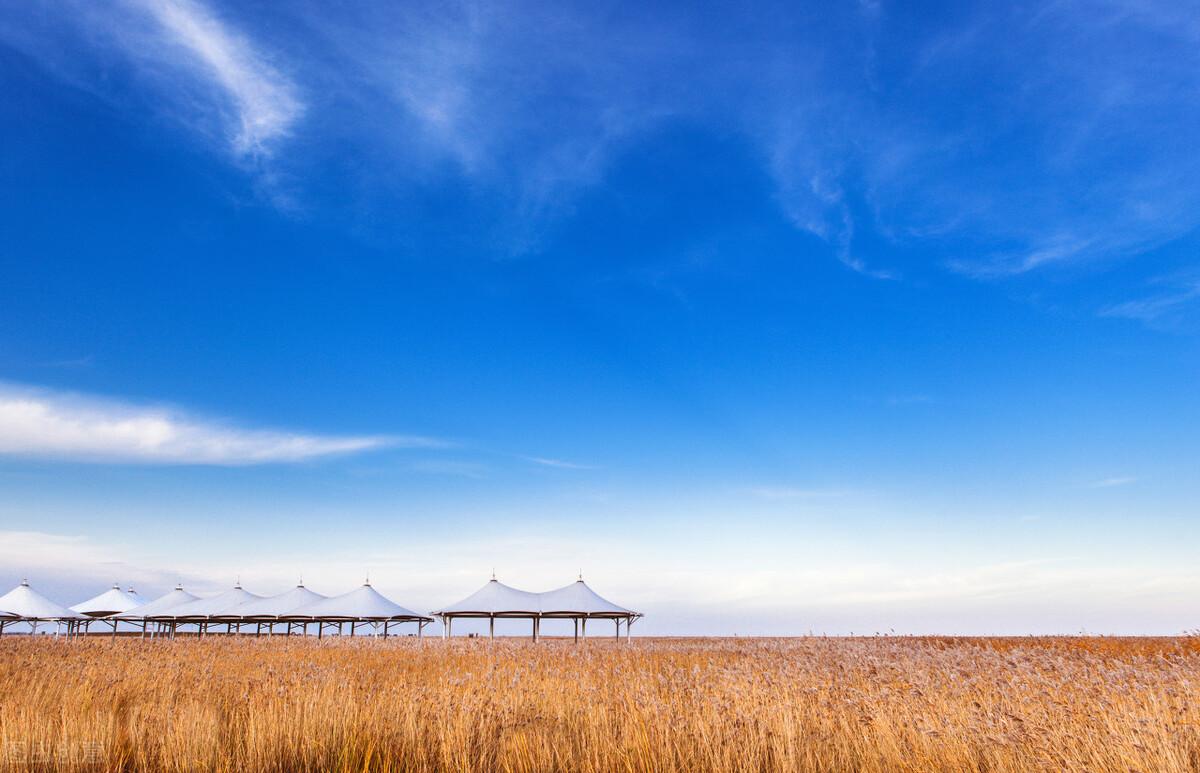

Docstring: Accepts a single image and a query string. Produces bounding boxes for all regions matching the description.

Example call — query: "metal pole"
[582,618,587,639]
[489,616,494,640]
[574,618,578,643]
[614,619,619,640]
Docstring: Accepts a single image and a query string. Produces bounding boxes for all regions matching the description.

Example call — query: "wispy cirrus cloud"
[0,0,302,163]
[522,456,597,471]
[1101,280,1200,327]
[0,384,423,465]
[1086,476,1138,489]
[128,0,303,158]
[745,486,847,500]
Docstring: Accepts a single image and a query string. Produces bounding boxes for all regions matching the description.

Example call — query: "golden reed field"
[1,636,1198,772]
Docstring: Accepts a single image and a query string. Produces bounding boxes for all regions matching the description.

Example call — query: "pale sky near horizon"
[1,0,1198,634]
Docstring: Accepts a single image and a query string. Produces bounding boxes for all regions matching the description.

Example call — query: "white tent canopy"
[71,584,145,617]
[233,584,327,619]
[538,579,635,617]
[291,583,429,621]
[435,578,543,616]
[434,576,641,641]
[117,584,198,619]
[159,584,263,620]
[0,580,81,621]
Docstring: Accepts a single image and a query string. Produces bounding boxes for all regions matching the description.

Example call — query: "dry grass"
[1,635,1198,772]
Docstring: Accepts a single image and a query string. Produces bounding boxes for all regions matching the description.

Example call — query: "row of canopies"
[0,575,641,640]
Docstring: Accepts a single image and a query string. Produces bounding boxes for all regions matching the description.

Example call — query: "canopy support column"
[574,618,579,642]
[489,616,494,641]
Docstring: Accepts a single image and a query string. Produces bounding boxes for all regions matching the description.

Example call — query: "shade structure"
[233,584,327,620]
[290,582,430,622]
[71,584,145,618]
[117,584,198,619]
[434,578,542,616]
[538,579,637,618]
[157,584,263,620]
[433,576,641,641]
[0,580,81,621]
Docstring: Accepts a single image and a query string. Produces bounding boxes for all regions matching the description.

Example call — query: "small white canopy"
[538,579,635,617]
[0,580,81,620]
[233,584,327,619]
[70,584,145,618]
[158,584,262,619]
[116,584,198,619]
[434,578,543,616]
[291,583,430,621]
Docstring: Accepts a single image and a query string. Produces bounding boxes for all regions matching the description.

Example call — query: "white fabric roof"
[0,580,82,620]
[435,577,636,617]
[538,580,634,616]
[232,584,326,618]
[116,585,198,619]
[158,585,262,619]
[70,584,145,617]
[290,583,428,620]
[435,579,543,615]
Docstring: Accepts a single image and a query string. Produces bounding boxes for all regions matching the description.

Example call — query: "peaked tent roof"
[290,583,430,621]
[434,578,544,616]
[0,580,81,620]
[116,585,199,619]
[233,584,327,619]
[158,585,263,619]
[538,579,636,616]
[71,584,145,617]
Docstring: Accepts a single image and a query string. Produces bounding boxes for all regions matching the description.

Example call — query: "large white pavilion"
[0,580,83,636]
[434,575,641,641]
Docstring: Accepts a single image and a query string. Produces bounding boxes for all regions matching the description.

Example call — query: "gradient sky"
[1,0,1198,635]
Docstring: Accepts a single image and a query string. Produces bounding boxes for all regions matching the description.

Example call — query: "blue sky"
[1,0,1198,634]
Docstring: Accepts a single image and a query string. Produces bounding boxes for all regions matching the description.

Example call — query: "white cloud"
[127,0,303,158]
[523,456,597,470]
[1087,476,1138,489]
[1101,281,1200,325]
[0,384,417,464]
[745,486,846,500]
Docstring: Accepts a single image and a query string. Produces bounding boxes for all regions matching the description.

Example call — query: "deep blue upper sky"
[0,0,1197,633]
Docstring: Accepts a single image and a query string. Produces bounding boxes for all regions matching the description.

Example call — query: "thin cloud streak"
[128,0,303,158]
[745,486,848,500]
[0,385,421,465]
[1087,476,1138,489]
[523,456,598,470]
